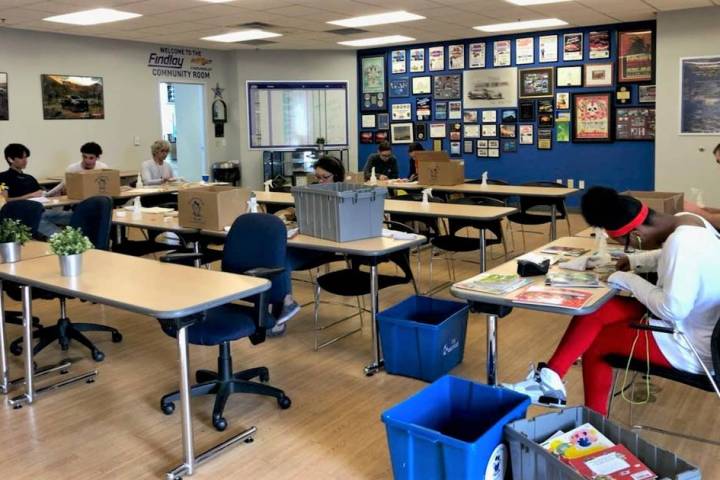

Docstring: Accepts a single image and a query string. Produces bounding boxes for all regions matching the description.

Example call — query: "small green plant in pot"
[0,218,32,263]
[48,227,94,276]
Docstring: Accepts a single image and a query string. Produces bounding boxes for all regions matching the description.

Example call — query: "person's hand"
[683,200,704,214]
[615,255,630,272]
[30,190,44,198]
[379,175,389,181]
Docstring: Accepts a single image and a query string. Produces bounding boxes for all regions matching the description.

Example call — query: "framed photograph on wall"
[515,37,534,65]
[468,43,486,69]
[538,112,553,127]
[488,148,500,158]
[502,139,518,153]
[482,124,498,137]
[556,66,583,87]
[482,110,497,123]
[501,109,517,123]
[463,124,481,138]
[433,74,461,100]
[450,141,461,156]
[556,112,571,142]
[377,113,389,130]
[589,31,611,59]
[680,56,720,134]
[433,139,443,151]
[430,122,447,138]
[41,74,104,119]
[616,107,655,140]
[519,124,534,144]
[477,147,488,158]
[416,97,432,121]
[374,131,388,143]
[463,109,478,123]
[410,48,425,73]
[584,63,614,87]
[391,50,406,74]
[538,128,553,150]
[463,140,474,154]
[429,46,444,71]
[493,40,511,67]
[463,67,518,108]
[477,139,488,149]
[448,101,462,119]
[537,99,553,114]
[519,100,535,121]
[639,85,656,103]
[618,30,653,83]
[435,102,448,120]
[448,44,465,70]
[361,114,376,129]
[360,131,373,144]
[360,55,386,111]
[412,76,432,95]
[539,35,558,63]
[389,77,409,98]
[0,73,8,121]
[563,33,583,61]
[390,122,414,144]
[391,103,411,120]
[556,92,570,110]
[488,139,499,149]
[500,124,516,138]
[415,123,428,141]
[519,67,554,99]
[572,92,613,142]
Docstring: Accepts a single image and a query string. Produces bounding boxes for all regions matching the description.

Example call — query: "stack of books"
[454,273,532,295]
[540,245,590,257]
[545,271,602,288]
[513,285,593,309]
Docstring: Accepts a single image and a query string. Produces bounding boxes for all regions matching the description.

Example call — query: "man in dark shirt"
[363,141,399,181]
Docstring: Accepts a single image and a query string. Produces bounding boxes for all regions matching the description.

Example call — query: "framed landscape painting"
[41,74,104,119]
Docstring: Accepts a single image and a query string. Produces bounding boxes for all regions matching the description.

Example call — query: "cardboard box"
[622,190,684,215]
[416,151,465,185]
[345,172,366,184]
[65,169,121,199]
[178,186,251,230]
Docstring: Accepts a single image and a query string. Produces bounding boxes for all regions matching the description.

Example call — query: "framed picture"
[477,139,488,149]
[390,122,414,144]
[519,101,535,121]
[488,139,499,149]
[538,112,553,127]
[563,33,583,61]
[463,124,481,138]
[449,123,462,141]
[589,31,611,59]
[361,114,376,129]
[377,113,389,130]
[463,109,478,123]
[493,40,511,67]
[500,124,516,138]
[519,67,554,99]
[391,103,412,120]
[389,77,409,97]
[416,97,432,121]
[618,30,653,83]
[556,66,583,87]
[41,74,104,120]
[680,56,720,134]
[374,131,388,143]
[616,107,655,140]
[556,112,571,142]
[0,73,7,121]
[638,85,656,103]
[537,99,553,114]
[463,68,518,108]
[435,102,448,120]
[448,44,465,70]
[450,141,461,156]
[433,74,461,100]
[572,92,613,142]
[519,124,534,144]
[482,110,497,123]
[477,147,488,158]
[584,63,613,87]
[539,35,558,63]
[360,131,373,144]
[448,101,462,119]
[502,139,517,153]
[433,139,443,151]
[430,122,447,138]
[556,92,570,110]
[463,140,474,154]
[538,128,553,150]
[415,123,428,141]
[412,76,432,95]
[488,148,500,158]
[429,46,444,71]
[616,86,632,105]
[391,50,406,74]
[515,37,534,65]
[501,110,517,123]
[482,124,498,137]
[360,55,386,111]
[410,48,425,73]
[469,43,486,69]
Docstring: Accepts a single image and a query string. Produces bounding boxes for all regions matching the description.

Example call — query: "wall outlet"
[578,179,585,189]
[567,179,575,188]
[133,136,140,146]
[556,178,562,184]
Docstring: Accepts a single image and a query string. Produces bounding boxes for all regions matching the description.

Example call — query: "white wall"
[0,28,238,179]
[233,50,358,189]
[656,6,720,205]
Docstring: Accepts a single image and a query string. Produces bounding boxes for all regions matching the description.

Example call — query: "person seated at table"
[683,143,720,229]
[141,140,178,185]
[504,186,720,414]
[270,155,346,336]
[46,142,110,196]
[0,143,71,237]
[406,142,424,182]
[363,141,398,181]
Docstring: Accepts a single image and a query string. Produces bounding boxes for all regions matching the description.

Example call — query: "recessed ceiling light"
[338,35,415,47]
[505,0,573,5]
[43,8,141,26]
[328,11,425,28]
[201,29,282,42]
[474,18,568,33]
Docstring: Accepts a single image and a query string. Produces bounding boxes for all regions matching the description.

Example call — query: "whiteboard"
[247,81,349,149]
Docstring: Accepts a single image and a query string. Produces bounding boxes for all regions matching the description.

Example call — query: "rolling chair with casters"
[158,213,291,431]
[506,181,572,252]
[10,196,122,362]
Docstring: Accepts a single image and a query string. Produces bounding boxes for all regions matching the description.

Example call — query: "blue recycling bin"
[382,375,531,480]
[378,295,469,382]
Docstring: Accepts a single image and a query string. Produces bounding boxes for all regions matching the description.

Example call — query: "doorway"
[159,82,207,182]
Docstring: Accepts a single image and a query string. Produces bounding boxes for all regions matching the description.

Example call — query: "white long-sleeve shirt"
[141,159,174,186]
[608,213,720,374]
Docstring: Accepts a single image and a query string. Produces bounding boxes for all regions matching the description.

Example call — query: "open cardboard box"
[178,186,251,230]
[415,151,465,186]
[622,190,684,215]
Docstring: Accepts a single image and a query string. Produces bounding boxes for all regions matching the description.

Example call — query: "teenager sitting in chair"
[506,186,720,415]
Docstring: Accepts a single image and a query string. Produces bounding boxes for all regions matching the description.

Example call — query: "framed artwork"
[463,109,478,123]
[477,147,488,158]
[435,102,448,120]
[433,74,461,100]
[563,33,583,61]
[415,123,428,141]
[572,92,613,142]
[450,141,461,156]
[433,139,443,151]
[416,97,432,121]
[463,124,481,138]
[468,43,486,68]
[538,112,553,127]
[374,131,388,143]
[0,73,7,121]
[616,85,632,105]
[589,31,610,59]
[488,148,500,158]
[482,124,498,137]
[410,48,425,73]
[556,92,570,110]
[482,110,497,123]
[501,109,517,123]
[502,139,517,153]
[519,101,535,121]
[463,67,518,108]
[680,56,720,134]
[360,131,373,144]
[448,101,462,119]
[638,85,656,103]
[429,46,444,71]
[449,44,465,70]
[500,124,516,138]
[515,37,534,65]
[41,74,104,120]
[377,113,389,130]
[361,114,376,129]
[556,112,571,142]
[584,63,613,87]
[389,77,409,98]
[489,139,500,149]
[430,122,447,138]
[360,55,386,111]
[616,107,655,140]
[463,140,474,154]
[618,30,653,83]
[556,66,583,87]
[477,139,488,149]
[391,50,406,74]
[493,40,511,67]
[539,35,558,63]
[449,122,462,141]
[390,122,414,144]
[519,67,554,99]
[537,99,553,114]
[519,124,534,145]
[412,76,432,95]
[538,128,553,150]
[391,103,412,120]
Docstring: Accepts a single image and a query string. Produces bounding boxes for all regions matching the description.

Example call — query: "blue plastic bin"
[378,295,469,382]
[382,375,531,480]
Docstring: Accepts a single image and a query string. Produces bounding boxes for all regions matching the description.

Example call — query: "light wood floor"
[0,215,717,479]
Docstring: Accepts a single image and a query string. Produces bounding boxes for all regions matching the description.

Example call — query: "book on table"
[513,285,593,309]
[545,271,601,288]
[540,245,590,257]
[455,273,533,295]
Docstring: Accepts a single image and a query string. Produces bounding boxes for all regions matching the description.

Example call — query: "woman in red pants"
[506,186,720,415]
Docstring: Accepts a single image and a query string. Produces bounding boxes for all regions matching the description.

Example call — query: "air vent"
[233,22,274,29]
[238,39,277,46]
[326,27,368,35]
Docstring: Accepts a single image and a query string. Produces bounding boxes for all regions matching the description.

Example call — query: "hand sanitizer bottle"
[263,179,273,192]
[247,193,258,213]
[136,173,144,188]
[369,166,377,185]
[480,171,488,187]
[421,187,432,207]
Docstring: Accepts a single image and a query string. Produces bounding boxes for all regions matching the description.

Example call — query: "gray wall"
[656,6,720,205]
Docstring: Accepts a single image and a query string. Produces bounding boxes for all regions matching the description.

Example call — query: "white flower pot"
[0,242,21,263]
[59,253,83,277]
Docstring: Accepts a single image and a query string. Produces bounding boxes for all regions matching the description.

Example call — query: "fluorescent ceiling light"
[328,11,425,28]
[474,18,567,33]
[338,35,415,47]
[44,8,141,26]
[505,0,573,5]
[201,29,282,42]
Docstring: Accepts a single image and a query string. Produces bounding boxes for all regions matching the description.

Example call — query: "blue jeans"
[270,248,338,314]
[38,209,73,238]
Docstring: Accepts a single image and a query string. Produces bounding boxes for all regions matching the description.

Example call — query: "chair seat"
[291,251,342,271]
[432,234,500,252]
[317,269,409,296]
[605,354,717,392]
[161,303,257,346]
[112,239,171,257]
[507,212,556,226]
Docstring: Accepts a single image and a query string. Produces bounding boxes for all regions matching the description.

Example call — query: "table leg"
[486,314,498,386]
[550,204,558,241]
[479,227,487,273]
[363,263,382,376]
[0,281,8,394]
[193,241,201,269]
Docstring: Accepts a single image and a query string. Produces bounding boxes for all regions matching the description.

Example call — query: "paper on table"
[382,228,418,240]
[28,196,50,204]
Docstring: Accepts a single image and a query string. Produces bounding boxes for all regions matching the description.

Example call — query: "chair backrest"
[447,196,505,239]
[69,196,113,250]
[0,200,45,237]
[393,193,444,203]
[519,181,567,216]
[466,178,509,185]
[390,193,445,236]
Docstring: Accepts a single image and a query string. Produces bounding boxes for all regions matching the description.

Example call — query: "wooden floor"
[0,215,718,479]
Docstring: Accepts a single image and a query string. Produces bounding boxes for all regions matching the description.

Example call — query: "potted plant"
[48,226,94,276]
[0,218,32,263]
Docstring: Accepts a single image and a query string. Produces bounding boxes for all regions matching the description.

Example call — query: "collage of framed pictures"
[572,92,613,142]
[433,74,461,100]
[360,55,386,111]
[616,107,655,140]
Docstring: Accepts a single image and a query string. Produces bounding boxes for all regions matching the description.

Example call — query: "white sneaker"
[502,363,567,407]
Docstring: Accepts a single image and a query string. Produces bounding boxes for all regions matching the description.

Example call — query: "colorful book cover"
[540,422,614,460]
[546,271,601,288]
[568,444,657,480]
[540,245,590,257]
[455,273,532,295]
[514,286,593,309]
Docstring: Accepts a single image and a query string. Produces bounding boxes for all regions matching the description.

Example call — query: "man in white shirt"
[47,142,109,196]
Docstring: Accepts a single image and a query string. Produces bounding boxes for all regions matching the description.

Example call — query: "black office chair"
[389,193,446,241]
[466,178,509,185]
[158,213,291,431]
[605,318,720,445]
[10,196,121,361]
[506,181,571,251]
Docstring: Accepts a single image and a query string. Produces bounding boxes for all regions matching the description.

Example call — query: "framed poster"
[374,131,388,143]
[477,139,488,149]
[448,100,462,119]
[389,77,409,97]
[430,122,447,138]
[502,139,517,153]
[433,74,461,100]
[556,92,570,110]
[639,85,656,103]
[488,148,500,158]
[435,102,448,120]
[415,123,428,141]
[537,99,553,114]
[519,124,534,144]
[410,48,425,73]
[361,55,386,111]
[589,31,610,59]
[519,100,535,121]
[390,123,414,144]
[556,111,571,142]
[489,139,499,149]
[463,67,518,108]
[433,139,443,151]
[469,43,486,68]
[412,76,432,95]
[41,74,104,120]
[681,56,720,134]
[618,30,653,83]
[482,110,497,123]
[519,67,554,99]
[538,128,553,150]
[563,33,583,61]
[463,140,474,154]
[477,147,488,158]
[391,103,411,120]
[463,124,481,138]
[377,113,389,130]
[416,96,432,121]
[539,35,558,63]
[501,109,517,123]
[482,124,498,137]
[556,66,583,87]
[0,73,7,121]
[584,63,614,87]
[361,114,376,129]
[429,46,444,71]
[538,112,553,127]
[516,37,534,65]
[450,141,461,156]
[493,40,511,67]
[391,50,406,74]
[463,109,478,123]
[360,131,373,144]
[573,92,613,142]
[616,107,655,140]
[449,122,462,141]
[448,44,465,70]
[500,124,516,138]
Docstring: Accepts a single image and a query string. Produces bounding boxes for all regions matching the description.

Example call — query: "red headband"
[606,203,649,237]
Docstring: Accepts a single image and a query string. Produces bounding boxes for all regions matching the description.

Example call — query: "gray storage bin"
[504,407,700,480]
[291,182,387,242]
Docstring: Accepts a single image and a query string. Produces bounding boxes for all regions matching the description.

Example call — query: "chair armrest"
[243,266,285,278]
[630,322,675,334]
[159,252,203,263]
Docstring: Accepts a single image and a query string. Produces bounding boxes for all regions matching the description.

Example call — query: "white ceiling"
[0,0,717,50]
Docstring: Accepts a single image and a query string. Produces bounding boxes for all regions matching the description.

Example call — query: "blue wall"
[357,21,656,205]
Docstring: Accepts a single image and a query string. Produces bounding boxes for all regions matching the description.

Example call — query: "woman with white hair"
[141,140,177,185]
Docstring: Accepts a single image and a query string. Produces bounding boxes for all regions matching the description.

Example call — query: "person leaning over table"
[363,141,398,181]
[141,140,178,185]
[504,186,720,415]
[683,143,720,230]
[406,142,425,182]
